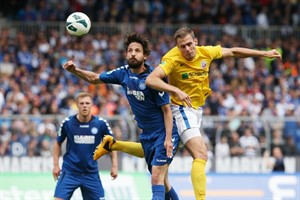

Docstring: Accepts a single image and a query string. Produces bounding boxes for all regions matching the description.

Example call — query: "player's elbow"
[89,75,102,84]
[145,75,154,87]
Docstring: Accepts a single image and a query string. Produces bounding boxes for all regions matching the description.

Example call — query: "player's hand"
[63,60,77,72]
[164,139,174,158]
[174,88,192,107]
[265,49,282,60]
[110,166,118,180]
[52,165,61,181]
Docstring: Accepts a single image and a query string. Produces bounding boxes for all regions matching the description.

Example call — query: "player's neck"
[130,65,146,74]
[76,114,92,123]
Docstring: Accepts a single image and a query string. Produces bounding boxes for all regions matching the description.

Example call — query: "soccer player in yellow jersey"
[145,27,282,200]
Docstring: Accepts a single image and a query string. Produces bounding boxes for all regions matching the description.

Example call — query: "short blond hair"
[75,92,93,104]
[174,27,195,44]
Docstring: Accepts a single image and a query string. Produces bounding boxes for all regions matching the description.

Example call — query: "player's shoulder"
[197,45,221,51]
[60,115,72,124]
[94,116,110,125]
[111,65,129,73]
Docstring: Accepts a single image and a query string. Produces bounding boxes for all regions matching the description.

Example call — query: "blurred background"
[0,0,299,199]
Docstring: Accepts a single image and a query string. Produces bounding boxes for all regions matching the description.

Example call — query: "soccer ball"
[66,12,91,36]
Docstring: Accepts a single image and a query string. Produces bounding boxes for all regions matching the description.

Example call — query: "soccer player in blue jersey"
[63,33,180,200]
[145,27,282,200]
[52,92,118,200]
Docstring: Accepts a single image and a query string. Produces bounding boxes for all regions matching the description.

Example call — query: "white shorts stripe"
[179,106,191,129]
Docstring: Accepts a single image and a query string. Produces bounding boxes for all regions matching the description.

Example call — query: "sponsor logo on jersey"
[74,135,95,144]
[181,71,208,79]
[129,76,138,80]
[127,87,145,101]
[80,125,89,128]
[156,159,167,163]
[158,91,164,97]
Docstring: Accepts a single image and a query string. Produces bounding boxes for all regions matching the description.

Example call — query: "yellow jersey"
[159,45,222,109]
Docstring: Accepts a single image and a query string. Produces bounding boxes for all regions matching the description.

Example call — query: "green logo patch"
[182,73,189,79]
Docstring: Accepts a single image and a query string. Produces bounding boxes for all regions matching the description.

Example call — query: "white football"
[66,12,91,36]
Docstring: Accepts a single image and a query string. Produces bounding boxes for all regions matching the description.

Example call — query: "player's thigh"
[54,171,80,200]
[81,173,105,200]
[183,128,207,160]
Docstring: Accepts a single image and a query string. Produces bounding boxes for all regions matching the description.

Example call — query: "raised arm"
[63,60,103,84]
[221,47,282,60]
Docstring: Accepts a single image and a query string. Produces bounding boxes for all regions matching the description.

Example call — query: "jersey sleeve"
[202,45,222,59]
[158,59,174,76]
[56,117,68,143]
[99,67,125,84]
[98,118,114,136]
[151,89,170,107]
[158,46,178,76]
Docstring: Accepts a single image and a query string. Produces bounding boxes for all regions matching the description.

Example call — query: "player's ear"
[194,38,198,45]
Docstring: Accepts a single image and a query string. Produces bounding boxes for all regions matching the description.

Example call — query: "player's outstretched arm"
[222,47,282,60]
[63,60,103,84]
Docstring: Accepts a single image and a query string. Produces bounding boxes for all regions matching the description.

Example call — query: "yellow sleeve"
[200,45,222,60]
[158,59,173,76]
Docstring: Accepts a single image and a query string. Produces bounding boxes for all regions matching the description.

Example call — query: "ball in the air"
[66,12,91,36]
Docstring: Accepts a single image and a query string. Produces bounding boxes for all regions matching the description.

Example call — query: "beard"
[128,58,144,69]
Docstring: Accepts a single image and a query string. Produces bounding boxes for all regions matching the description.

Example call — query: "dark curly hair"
[124,32,151,56]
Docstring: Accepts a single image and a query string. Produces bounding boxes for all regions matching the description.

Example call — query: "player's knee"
[151,169,165,185]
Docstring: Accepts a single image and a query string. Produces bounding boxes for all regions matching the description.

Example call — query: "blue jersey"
[100,65,170,132]
[57,115,113,173]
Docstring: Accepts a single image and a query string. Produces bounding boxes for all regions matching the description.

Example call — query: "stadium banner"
[1,172,299,200]
[1,156,299,173]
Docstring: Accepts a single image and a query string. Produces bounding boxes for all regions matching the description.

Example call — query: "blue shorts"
[54,171,105,200]
[140,123,179,173]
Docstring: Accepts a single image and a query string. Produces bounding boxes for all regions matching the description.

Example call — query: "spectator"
[229,131,244,157]
[283,135,298,156]
[269,147,285,172]
[215,135,230,157]
[239,127,260,157]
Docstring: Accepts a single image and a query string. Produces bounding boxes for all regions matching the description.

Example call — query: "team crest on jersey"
[201,61,207,69]
[91,127,98,134]
[138,81,146,90]
[160,61,166,65]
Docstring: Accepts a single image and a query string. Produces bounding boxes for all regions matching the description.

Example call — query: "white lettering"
[126,88,145,101]
[269,176,297,200]
[74,135,95,144]
[0,157,55,173]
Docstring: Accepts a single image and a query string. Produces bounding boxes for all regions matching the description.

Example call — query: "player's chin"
[80,111,90,116]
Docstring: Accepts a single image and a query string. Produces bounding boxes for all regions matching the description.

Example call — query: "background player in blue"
[63,33,180,200]
[52,92,118,200]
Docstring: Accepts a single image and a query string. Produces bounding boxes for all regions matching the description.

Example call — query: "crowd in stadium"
[2,0,300,26]
[0,0,299,158]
